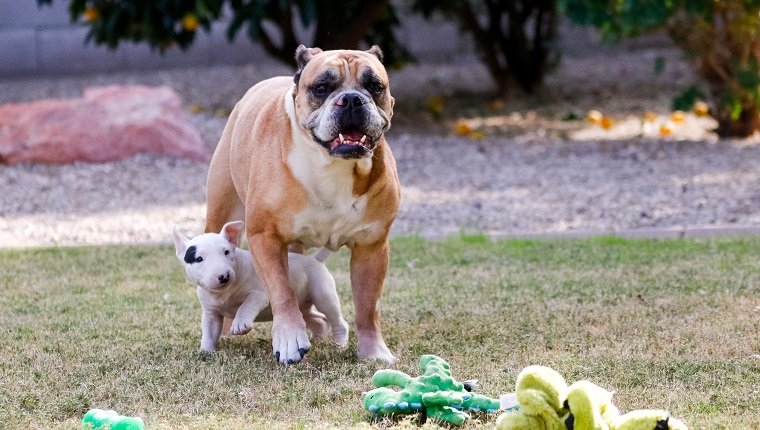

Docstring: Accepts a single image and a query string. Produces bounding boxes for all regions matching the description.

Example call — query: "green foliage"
[37,0,224,50]
[672,85,706,112]
[559,0,760,136]
[36,0,412,68]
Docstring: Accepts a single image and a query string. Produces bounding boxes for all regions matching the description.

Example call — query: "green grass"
[1,236,759,429]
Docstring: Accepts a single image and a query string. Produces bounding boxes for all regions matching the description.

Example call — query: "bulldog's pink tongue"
[343,130,365,141]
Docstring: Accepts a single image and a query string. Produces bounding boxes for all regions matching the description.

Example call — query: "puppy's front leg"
[230,293,269,336]
[200,311,224,352]
[350,239,394,362]
[249,233,311,364]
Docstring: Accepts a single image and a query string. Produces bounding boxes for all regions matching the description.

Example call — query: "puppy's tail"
[313,248,332,263]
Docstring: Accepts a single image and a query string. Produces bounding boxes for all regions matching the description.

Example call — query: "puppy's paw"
[272,313,311,365]
[230,319,252,336]
[332,319,350,348]
[305,312,330,338]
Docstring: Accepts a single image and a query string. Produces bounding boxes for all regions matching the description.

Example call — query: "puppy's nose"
[218,273,230,284]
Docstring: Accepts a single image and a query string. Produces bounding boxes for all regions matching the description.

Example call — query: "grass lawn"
[0,236,758,429]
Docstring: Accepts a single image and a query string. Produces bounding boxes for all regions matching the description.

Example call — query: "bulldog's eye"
[312,83,332,98]
[195,256,203,263]
[366,82,384,96]
[224,249,230,255]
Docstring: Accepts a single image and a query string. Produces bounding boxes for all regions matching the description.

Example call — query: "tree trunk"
[715,104,760,137]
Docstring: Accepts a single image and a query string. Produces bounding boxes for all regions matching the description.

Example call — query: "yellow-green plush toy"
[564,380,688,430]
[495,365,570,430]
[495,366,689,430]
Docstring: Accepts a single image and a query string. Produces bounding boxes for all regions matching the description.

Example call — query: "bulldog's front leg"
[248,233,311,364]
[350,239,394,363]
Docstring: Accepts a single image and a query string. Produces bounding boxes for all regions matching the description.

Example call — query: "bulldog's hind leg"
[205,165,244,234]
[205,115,245,234]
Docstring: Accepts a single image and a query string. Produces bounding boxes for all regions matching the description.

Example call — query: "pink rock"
[0,85,210,164]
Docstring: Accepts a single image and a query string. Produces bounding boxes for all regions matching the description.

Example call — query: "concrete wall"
[0,1,472,77]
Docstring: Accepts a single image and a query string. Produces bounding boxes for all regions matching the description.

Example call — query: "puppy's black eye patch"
[184,246,199,264]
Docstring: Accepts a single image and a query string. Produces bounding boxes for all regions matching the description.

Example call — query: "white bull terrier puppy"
[172,221,349,355]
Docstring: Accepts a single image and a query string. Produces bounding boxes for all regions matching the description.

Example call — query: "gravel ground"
[1,46,759,248]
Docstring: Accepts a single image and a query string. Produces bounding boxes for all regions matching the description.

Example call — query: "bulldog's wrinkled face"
[171,221,243,292]
[292,45,394,159]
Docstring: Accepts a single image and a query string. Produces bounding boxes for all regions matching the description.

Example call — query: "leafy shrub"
[37,0,412,68]
[413,0,559,94]
[561,0,760,137]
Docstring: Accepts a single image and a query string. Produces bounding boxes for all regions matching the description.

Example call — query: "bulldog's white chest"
[284,88,381,250]
[288,146,380,251]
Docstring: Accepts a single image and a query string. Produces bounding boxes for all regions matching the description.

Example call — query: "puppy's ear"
[294,45,323,85]
[221,221,245,247]
[366,45,384,63]
[171,226,190,261]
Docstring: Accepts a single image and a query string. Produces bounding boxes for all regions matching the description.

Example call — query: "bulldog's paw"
[272,313,311,365]
[357,337,395,363]
[230,319,253,336]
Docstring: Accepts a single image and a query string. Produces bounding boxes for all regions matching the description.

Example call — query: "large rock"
[0,85,210,164]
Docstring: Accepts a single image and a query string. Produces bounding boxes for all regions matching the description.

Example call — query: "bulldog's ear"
[221,221,245,247]
[171,226,190,261]
[294,45,323,85]
[295,45,322,69]
[366,45,384,63]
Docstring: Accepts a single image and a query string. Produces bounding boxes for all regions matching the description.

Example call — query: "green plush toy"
[495,366,689,430]
[82,409,144,430]
[363,354,503,426]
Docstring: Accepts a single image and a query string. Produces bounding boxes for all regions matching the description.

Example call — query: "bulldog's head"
[292,45,394,159]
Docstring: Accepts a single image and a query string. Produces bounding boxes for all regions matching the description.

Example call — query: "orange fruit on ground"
[694,101,709,117]
[454,120,473,136]
[671,110,686,123]
[586,110,603,125]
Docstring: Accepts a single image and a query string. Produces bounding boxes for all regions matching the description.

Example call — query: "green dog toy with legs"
[363,354,502,426]
[82,409,144,430]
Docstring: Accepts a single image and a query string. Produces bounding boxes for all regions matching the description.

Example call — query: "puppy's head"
[171,221,244,292]
[292,45,394,160]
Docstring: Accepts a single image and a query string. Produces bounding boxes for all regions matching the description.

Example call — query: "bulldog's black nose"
[336,92,365,108]
[218,273,230,284]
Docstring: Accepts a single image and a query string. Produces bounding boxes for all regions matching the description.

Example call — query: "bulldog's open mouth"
[328,128,375,159]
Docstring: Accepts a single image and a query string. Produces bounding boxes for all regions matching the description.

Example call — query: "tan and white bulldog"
[205,45,400,364]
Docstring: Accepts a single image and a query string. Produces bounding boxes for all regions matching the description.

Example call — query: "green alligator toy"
[82,409,144,430]
[363,354,503,426]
